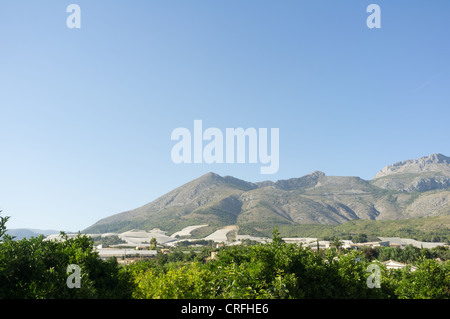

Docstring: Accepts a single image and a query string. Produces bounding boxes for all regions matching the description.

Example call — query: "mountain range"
[84,153,450,236]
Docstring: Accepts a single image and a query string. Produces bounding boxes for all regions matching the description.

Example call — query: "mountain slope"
[84,154,450,235]
[85,172,256,233]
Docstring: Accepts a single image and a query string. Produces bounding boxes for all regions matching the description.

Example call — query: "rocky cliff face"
[374,153,450,178]
[372,153,450,192]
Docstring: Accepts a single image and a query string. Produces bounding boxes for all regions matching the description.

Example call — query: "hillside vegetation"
[240,215,450,243]
[2,229,448,299]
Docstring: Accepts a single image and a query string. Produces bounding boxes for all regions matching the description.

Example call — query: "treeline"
[360,245,450,265]
[91,235,127,247]
[239,216,450,243]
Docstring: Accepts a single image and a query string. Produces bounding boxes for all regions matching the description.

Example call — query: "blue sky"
[1,1,449,231]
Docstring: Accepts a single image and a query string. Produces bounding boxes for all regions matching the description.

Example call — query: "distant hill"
[84,153,450,235]
[4,229,61,240]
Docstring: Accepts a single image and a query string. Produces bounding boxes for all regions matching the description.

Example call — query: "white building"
[96,248,157,260]
[378,237,447,249]
[382,259,417,271]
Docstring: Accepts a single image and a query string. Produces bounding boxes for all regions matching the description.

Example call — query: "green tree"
[361,246,378,261]
[330,238,344,253]
[394,258,449,299]
[0,232,134,298]
[123,232,449,299]
[131,261,215,299]
[354,233,368,243]
[271,227,285,246]
[149,237,157,249]
[0,210,10,239]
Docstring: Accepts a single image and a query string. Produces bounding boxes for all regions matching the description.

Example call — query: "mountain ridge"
[84,153,450,234]
[374,153,450,178]
[4,228,62,240]
[372,153,450,192]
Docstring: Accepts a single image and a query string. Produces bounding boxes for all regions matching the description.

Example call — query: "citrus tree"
[0,231,134,299]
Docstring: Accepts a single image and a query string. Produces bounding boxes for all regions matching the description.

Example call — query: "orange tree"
[0,232,134,299]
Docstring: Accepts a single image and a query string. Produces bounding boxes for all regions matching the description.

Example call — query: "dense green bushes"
[124,231,449,299]
[0,227,448,299]
[359,245,450,264]
[241,216,450,243]
[392,258,450,299]
[0,233,133,299]
[91,235,127,247]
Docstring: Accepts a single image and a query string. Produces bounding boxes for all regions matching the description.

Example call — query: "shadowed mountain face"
[84,154,450,234]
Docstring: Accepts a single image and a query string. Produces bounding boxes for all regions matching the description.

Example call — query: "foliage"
[330,238,344,252]
[243,215,450,243]
[0,232,134,298]
[149,237,157,249]
[371,245,450,264]
[0,210,10,239]
[392,258,450,299]
[131,261,215,299]
[1,212,448,299]
[175,239,216,247]
[91,235,127,247]
[128,238,391,299]
[125,229,449,299]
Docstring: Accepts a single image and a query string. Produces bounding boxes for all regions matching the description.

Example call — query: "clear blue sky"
[1,1,449,231]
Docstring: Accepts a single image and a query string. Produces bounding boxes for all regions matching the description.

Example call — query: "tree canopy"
[0,214,448,299]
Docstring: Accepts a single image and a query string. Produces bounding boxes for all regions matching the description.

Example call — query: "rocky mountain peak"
[374,153,450,179]
[309,171,326,178]
[201,172,222,180]
[427,153,450,164]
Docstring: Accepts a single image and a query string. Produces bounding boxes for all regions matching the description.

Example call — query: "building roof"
[97,248,157,258]
[378,237,447,249]
[381,259,417,271]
